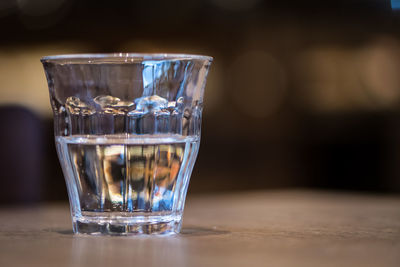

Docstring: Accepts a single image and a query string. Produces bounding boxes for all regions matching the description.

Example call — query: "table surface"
[0,190,399,267]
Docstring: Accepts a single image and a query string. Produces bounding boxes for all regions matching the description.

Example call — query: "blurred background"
[1,0,400,204]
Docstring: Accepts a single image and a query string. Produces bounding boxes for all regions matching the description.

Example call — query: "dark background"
[1,0,400,204]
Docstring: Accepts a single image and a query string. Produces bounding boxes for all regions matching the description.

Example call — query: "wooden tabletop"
[0,190,399,267]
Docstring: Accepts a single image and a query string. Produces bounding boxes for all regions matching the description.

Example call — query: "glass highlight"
[41,53,212,235]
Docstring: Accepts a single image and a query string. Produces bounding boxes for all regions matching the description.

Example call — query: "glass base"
[72,213,182,235]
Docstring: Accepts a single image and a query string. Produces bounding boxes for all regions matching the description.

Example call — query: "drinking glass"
[41,53,212,235]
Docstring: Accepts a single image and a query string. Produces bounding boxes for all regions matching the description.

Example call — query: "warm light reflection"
[359,37,400,108]
[1,35,400,117]
[0,43,90,116]
[294,37,400,112]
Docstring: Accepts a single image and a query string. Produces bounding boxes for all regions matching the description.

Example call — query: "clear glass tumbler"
[41,53,212,235]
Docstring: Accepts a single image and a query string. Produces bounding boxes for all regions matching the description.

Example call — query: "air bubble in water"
[135,95,168,112]
[110,100,135,115]
[94,95,134,115]
[65,96,95,115]
[167,101,176,109]
[177,97,184,105]
[94,95,121,107]
[165,97,184,115]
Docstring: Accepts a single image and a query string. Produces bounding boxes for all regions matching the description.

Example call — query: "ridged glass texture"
[41,53,212,235]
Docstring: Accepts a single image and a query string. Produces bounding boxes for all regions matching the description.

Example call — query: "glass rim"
[40,53,213,63]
